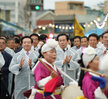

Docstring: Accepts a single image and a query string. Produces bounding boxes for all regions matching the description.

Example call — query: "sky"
[44,0,104,9]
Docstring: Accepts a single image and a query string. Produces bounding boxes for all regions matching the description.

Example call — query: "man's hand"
[28,59,32,67]
[20,58,25,68]
[65,56,72,64]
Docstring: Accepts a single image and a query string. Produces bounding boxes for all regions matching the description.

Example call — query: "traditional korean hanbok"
[55,45,80,85]
[9,48,39,99]
[29,39,64,99]
[33,58,64,99]
[81,47,107,99]
[82,72,107,99]
[88,44,105,58]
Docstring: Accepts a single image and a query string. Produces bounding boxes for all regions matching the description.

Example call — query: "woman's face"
[43,49,57,64]
[89,56,99,71]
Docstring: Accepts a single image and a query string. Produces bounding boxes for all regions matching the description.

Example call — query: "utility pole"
[15,0,18,23]
[15,0,19,34]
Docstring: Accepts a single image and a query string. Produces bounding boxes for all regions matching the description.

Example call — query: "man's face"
[22,38,32,51]
[74,38,81,48]
[0,39,6,51]
[81,38,88,47]
[103,33,108,48]
[89,37,98,48]
[31,36,39,47]
[58,36,68,49]
[7,40,15,50]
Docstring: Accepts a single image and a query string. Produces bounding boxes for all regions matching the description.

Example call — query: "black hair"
[39,34,48,43]
[88,33,99,41]
[81,36,88,41]
[21,36,33,44]
[7,38,15,42]
[34,45,44,64]
[78,54,85,89]
[98,35,102,40]
[73,36,81,41]
[102,31,108,38]
[30,33,39,40]
[56,33,69,41]
[14,38,20,44]
[0,36,8,40]
[12,35,21,39]
[78,53,97,89]
[0,37,7,43]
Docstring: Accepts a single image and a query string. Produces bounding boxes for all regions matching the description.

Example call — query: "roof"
[56,1,84,4]
[36,11,55,20]
[54,15,74,21]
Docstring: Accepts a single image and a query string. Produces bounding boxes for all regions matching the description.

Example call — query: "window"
[6,10,10,21]
[75,4,79,10]
[69,3,74,10]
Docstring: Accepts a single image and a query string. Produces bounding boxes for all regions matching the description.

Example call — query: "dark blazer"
[1,51,12,87]
[14,45,22,53]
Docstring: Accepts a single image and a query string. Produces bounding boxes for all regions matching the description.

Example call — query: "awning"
[0,19,30,33]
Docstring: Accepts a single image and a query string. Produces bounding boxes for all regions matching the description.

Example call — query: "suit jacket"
[1,51,12,87]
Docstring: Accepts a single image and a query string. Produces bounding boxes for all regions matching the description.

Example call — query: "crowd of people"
[0,32,108,99]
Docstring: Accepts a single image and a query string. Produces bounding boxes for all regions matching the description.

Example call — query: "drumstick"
[81,67,104,76]
[38,58,53,73]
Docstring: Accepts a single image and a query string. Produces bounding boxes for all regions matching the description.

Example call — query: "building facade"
[55,1,86,15]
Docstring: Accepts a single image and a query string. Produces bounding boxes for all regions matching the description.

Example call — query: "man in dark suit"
[0,38,12,99]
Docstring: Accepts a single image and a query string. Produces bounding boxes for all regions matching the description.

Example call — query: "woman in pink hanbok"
[79,47,107,99]
[31,39,64,99]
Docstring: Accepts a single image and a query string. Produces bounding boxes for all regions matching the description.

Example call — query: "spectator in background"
[102,31,108,50]
[0,38,12,99]
[72,36,81,51]
[88,34,99,49]
[99,35,103,43]
[39,34,48,43]
[81,36,88,48]
[14,38,22,53]
[100,31,108,55]
[55,34,80,84]
[9,36,39,99]
[77,36,88,56]
[88,33,104,57]
[30,34,40,52]
[12,35,21,41]
[0,36,15,56]
[38,34,48,48]
[68,39,72,47]
[7,38,15,50]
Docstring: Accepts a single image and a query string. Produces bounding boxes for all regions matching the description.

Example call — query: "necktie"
[63,49,66,52]
[26,52,29,55]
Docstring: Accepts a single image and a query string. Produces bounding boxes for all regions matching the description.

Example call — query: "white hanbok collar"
[22,48,33,56]
[42,58,57,72]
[21,48,34,62]
[89,69,99,77]
[56,44,70,52]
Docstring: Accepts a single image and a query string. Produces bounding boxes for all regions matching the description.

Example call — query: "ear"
[88,62,92,66]
[42,52,46,57]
